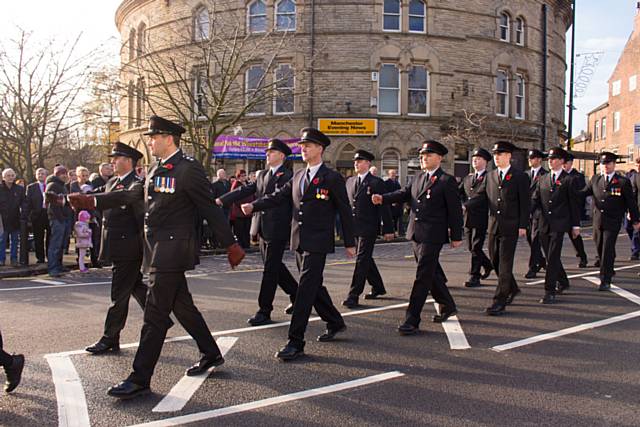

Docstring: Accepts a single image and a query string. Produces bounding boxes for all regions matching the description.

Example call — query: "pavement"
[1,230,639,426]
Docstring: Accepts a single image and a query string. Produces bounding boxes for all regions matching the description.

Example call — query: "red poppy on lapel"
[276,172,284,177]
[116,184,125,190]
[505,173,512,181]
[555,180,562,186]
[164,163,174,170]
[312,177,320,185]
[611,177,618,185]
[430,175,438,183]
[534,176,539,181]
[477,176,484,182]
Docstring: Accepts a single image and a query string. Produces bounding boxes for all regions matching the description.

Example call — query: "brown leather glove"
[68,193,96,211]
[227,243,245,269]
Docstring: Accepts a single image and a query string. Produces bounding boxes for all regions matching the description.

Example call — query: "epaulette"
[184,156,195,162]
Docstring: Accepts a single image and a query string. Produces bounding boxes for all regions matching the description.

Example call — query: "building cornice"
[115,0,153,31]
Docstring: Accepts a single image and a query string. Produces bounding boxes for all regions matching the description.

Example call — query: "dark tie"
[356,176,361,192]
[266,169,273,181]
[499,170,504,183]
[551,173,555,187]
[531,170,536,181]
[302,169,311,193]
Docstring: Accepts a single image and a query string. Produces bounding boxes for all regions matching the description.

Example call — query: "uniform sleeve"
[332,173,356,248]
[376,180,394,235]
[252,179,293,211]
[95,182,144,211]
[185,163,236,248]
[518,173,530,229]
[445,177,463,241]
[530,179,541,214]
[219,182,257,207]
[567,176,581,228]
[623,179,640,223]
[578,176,594,198]
[382,179,412,205]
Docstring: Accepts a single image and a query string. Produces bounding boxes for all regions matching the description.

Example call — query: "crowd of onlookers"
[0,163,116,277]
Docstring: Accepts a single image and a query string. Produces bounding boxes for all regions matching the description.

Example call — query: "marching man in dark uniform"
[458,147,493,288]
[241,128,356,361]
[372,140,463,335]
[69,116,245,398]
[531,147,581,304]
[217,139,298,326]
[84,143,149,354]
[525,149,548,279]
[580,152,640,290]
[342,149,394,308]
[563,153,589,268]
[485,141,529,315]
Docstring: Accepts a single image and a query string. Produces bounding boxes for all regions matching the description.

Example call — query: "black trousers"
[128,271,220,386]
[540,231,569,294]
[405,241,456,327]
[593,228,618,283]
[0,331,14,367]
[348,235,385,298]
[102,259,147,341]
[32,211,50,262]
[288,251,344,349]
[489,232,520,304]
[89,223,101,265]
[465,226,492,280]
[526,221,546,269]
[257,238,297,315]
[568,232,587,261]
[232,217,251,249]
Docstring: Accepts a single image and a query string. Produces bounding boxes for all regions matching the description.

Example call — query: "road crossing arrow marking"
[153,337,238,413]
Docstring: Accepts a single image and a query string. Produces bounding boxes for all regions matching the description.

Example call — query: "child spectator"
[74,210,93,272]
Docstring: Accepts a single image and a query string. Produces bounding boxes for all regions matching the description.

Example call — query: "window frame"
[499,12,511,42]
[275,0,296,32]
[248,0,267,34]
[128,28,136,61]
[273,63,295,115]
[137,23,147,55]
[194,7,210,41]
[612,80,621,96]
[613,111,621,133]
[382,0,402,33]
[601,117,607,140]
[407,65,429,117]
[245,64,267,116]
[378,63,401,116]
[630,75,637,92]
[515,17,525,46]
[514,73,525,120]
[408,0,426,34]
[496,69,509,117]
[594,120,599,141]
[628,145,635,164]
[192,68,209,119]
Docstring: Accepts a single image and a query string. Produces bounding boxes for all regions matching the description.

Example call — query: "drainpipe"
[541,4,548,151]
[567,0,576,146]
[308,0,316,128]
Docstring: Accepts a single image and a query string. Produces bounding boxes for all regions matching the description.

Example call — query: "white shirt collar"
[424,167,440,176]
[531,166,541,174]
[270,163,283,175]
[161,149,181,164]
[118,170,134,181]
[306,163,323,181]
[474,168,486,176]
[605,171,616,180]
[498,165,511,175]
[357,171,369,180]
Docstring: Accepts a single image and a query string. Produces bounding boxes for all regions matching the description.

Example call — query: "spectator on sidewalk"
[0,169,25,267]
[74,210,93,273]
[212,169,231,220]
[46,166,73,277]
[384,169,404,236]
[229,170,253,249]
[72,166,101,267]
[24,168,50,264]
[90,163,114,189]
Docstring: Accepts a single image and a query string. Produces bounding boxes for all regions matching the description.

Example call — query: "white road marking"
[526,263,640,285]
[129,371,405,427]
[152,337,238,413]
[491,310,640,352]
[433,303,470,350]
[44,354,91,427]
[0,281,112,292]
[31,278,66,285]
[583,277,640,305]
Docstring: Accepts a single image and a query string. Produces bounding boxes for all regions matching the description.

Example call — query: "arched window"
[194,7,210,41]
[381,149,401,176]
[128,28,136,61]
[499,12,510,42]
[246,65,266,115]
[137,23,146,54]
[496,69,509,117]
[127,81,134,128]
[274,64,294,114]
[136,78,145,126]
[515,17,525,46]
[248,1,267,33]
[408,65,429,116]
[515,74,525,119]
[378,64,400,115]
[383,0,401,32]
[408,0,426,33]
[193,68,208,118]
[275,0,296,31]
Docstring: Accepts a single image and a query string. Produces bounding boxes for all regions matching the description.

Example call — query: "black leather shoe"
[593,260,600,268]
[556,282,570,294]
[506,288,521,305]
[4,354,24,393]
[284,303,294,315]
[464,280,481,288]
[107,380,150,399]
[539,261,547,270]
[341,297,359,308]
[186,354,224,376]
[540,294,556,304]
[578,259,588,268]
[481,266,493,280]
[397,323,418,335]
[524,269,537,279]
[433,307,457,323]
[317,324,347,342]
[364,290,386,300]
[85,340,120,354]
[630,255,639,261]
[598,281,611,291]
[247,312,272,326]
[275,344,304,361]
[485,303,506,316]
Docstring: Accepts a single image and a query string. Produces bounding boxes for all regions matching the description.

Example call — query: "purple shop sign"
[212,135,302,159]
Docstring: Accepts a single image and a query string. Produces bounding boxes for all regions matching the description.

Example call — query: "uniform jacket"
[632,172,640,210]
[0,182,25,232]
[568,168,587,216]
[95,150,236,272]
[252,163,355,254]
[458,170,489,229]
[383,169,463,244]
[485,167,530,236]
[92,173,145,263]
[531,170,580,233]
[74,221,93,248]
[346,173,393,237]
[528,167,548,235]
[45,175,73,222]
[220,165,293,242]
[581,173,640,231]
[383,178,403,217]
[24,181,47,222]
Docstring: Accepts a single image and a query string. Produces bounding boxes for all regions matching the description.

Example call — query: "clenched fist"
[241,203,254,215]
[68,193,96,210]
[227,243,245,269]
[371,194,383,205]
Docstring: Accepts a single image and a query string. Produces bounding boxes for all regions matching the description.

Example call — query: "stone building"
[116,0,572,182]
[573,5,640,178]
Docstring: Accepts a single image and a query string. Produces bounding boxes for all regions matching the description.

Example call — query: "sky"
[0,0,637,138]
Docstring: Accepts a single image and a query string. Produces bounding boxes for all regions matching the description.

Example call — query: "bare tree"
[128,0,310,172]
[0,28,95,181]
[81,64,122,149]
[441,109,490,149]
